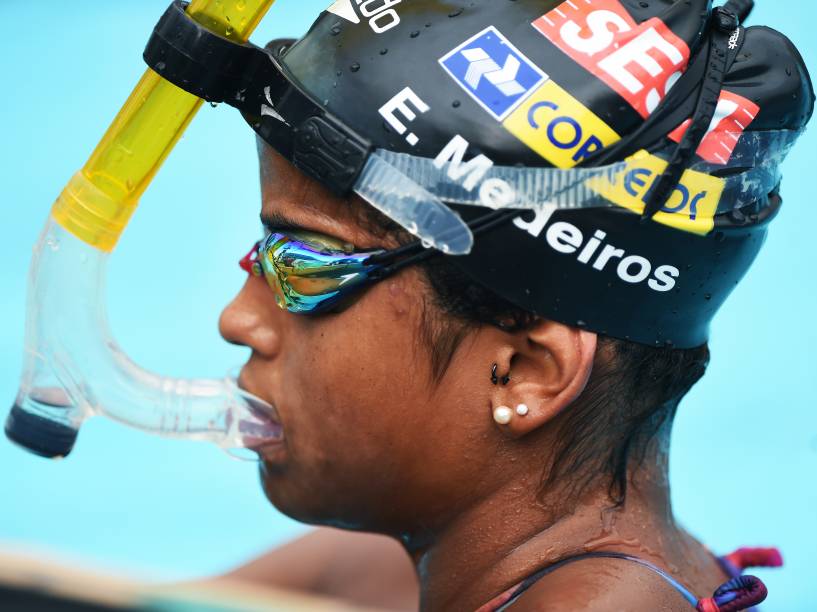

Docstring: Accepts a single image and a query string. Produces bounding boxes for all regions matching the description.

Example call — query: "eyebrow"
[260,209,367,251]
[260,211,305,233]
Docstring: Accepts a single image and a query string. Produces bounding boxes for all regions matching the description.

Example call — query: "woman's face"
[219,146,502,535]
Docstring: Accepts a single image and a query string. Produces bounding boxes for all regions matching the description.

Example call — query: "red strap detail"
[697,598,721,612]
[724,547,784,570]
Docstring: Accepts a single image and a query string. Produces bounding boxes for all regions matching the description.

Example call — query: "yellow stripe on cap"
[503,79,621,169]
[587,150,725,236]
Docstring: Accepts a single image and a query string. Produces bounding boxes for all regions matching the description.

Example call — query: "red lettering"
[532,0,690,118]
[668,90,760,165]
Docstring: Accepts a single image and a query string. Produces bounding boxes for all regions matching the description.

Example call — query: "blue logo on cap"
[439,26,547,121]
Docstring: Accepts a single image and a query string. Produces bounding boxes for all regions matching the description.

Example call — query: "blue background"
[0,1,815,610]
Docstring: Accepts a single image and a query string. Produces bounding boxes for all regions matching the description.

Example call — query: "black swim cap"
[146,0,813,347]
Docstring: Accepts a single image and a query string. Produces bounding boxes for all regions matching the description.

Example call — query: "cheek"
[263,277,502,528]
[262,287,439,525]
[280,287,430,469]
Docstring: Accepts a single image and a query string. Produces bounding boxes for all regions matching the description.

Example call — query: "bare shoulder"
[505,557,693,612]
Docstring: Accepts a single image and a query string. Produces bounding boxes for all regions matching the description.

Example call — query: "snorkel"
[5,0,282,459]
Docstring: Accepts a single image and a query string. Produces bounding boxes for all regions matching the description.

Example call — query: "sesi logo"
[532,0,690,118]
[668,89,760,165]
[531,1,760,165]
[326,0,403,34]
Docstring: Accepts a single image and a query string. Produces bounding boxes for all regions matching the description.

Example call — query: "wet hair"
[351,198,710,505]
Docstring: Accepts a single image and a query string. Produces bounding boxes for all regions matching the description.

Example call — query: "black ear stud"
[491,364,510,386]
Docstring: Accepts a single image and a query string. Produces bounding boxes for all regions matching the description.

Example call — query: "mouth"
[235,371,287,458]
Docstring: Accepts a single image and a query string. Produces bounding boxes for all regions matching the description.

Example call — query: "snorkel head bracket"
[146,0,373,195]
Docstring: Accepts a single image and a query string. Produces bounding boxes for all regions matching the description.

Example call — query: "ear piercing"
[493,406,513,425]
[493,404,529,425]
[491,364,510,386]
[491,364,519,425]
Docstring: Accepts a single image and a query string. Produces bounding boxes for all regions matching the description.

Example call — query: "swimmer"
[10,0,809,609]
[180,0,810,608]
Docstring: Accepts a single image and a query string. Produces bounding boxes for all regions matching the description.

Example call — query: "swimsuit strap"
[479,549,776,612]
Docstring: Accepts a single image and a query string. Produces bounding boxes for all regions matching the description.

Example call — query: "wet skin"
[219,142,731,611]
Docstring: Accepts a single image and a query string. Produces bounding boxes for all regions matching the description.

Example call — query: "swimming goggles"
[239,212,518,314]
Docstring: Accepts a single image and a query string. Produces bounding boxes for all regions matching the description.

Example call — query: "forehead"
[258,141,382,248]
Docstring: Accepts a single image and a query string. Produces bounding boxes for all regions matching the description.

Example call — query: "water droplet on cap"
[350,62,361,72]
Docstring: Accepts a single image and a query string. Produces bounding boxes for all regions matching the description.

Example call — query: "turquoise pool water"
[0,1,815,609]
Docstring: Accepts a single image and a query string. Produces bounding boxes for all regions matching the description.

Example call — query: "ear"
[490,320,597,438]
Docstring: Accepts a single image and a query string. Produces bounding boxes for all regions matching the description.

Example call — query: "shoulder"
[505,556,693,612]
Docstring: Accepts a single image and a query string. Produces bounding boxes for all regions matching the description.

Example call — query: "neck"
[406,437,682,612]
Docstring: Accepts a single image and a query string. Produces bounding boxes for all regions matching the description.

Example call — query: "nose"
[219,276,282,358]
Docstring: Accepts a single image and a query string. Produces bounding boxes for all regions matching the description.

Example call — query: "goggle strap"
[368,209,519,279]
[372,248,439,281]
[642,7,740,219]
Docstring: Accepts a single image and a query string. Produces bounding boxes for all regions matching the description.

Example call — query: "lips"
[235,373,286,453]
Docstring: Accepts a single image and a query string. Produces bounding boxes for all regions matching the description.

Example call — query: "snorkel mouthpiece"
[5,0,279,459]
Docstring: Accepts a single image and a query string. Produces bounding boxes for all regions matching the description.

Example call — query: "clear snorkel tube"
[5,0,282,459]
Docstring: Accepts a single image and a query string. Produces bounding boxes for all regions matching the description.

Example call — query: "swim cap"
[145,0,813,347]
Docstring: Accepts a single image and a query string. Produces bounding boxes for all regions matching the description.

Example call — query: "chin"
[259,461,338,526]
[258,462,380,531]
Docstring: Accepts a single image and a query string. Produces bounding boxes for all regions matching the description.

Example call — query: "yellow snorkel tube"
[5,0,283,459]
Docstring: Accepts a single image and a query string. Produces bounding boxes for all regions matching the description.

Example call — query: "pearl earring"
[516,404,529,416]
[493,406,513,425]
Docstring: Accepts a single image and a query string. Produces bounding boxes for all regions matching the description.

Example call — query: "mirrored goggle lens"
[258,231,384,313]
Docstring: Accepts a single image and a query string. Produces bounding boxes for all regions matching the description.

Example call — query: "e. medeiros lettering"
[432,135,681,294]
[377,89,682,293]
[515,215,681,293]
